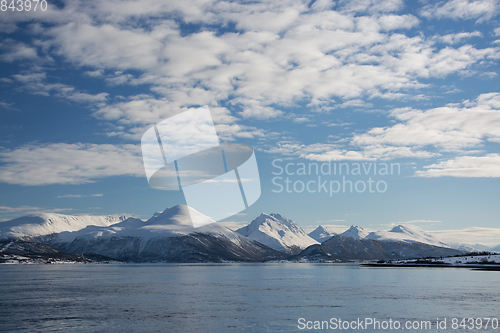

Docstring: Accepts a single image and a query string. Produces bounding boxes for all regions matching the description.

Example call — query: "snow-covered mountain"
[2,208,491,263]
[53,205,285,262]
[443,242,480,253]
[365,224,449,248]
[491,244,500,253]
[308,226,336,243]
[0,213,128,241]
[0,206,286,262]
[236,213,319,254]
[340,226,369,239]
[295,235,466,262]
[61,205,242,242]
[335,224,485,252]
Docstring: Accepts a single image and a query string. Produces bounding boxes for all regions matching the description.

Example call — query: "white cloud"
[84,69,104,78]
[352,92,500,152]
[1,0,493,122]
[239,104,284,120]
[12,72,108,104]
[433,31,482,44]
[56,193,104,198]
[372,35,498,79]
[262,141,435,161]
[336,99,373,109]
[0,39,38,62]
[95,97,265,140]
[0,205,73,222]
[2,0,500,185]
[377,14,420,31]
[263,92,500,163]
[48,22,172,71]
[337,0,405,14]
[293,117,311,123]
[0,101,19,111]
[415,153,500,177]
[217,220,248,231]
[0,22,17,34]
[395,220,442,225]
[94,95,182,126]
[0,205,69,213]
[430,227,500,247]
[0,143,143,186]
[221,3,304,33]
[420,0,499,22]
[303,145,436,161]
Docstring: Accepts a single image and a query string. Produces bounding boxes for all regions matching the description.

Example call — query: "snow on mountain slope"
[295,235,466,261]
[365,225,449,248]
[340,226,369,239]
[69,205,236,241]
[146,204,215,228]
[443,243,480,252]
[491,244,500,253]
[0,213,128,240]
[236,213,319,254]
[337,224,487,251]
[308,226,336,243]
[57,205,285,262]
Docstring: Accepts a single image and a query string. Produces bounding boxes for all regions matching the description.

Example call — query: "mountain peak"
[236,213,318,254]
[388,224,438,241]
[316,225,329,232]
[340,225,369,239]
[365,224,448,248]
[390,224,419,234]
[146,205,214,228]
[250,213,298,230]
[308,225,336,243]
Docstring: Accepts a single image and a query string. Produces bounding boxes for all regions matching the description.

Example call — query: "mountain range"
[310,224,485,253]
[0,206,497,263]
[293,235,465,261]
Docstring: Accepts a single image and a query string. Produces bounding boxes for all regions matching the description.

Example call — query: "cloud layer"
[1,0,499,184]
[0,143,143,186]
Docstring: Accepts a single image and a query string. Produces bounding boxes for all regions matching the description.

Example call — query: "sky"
[0,0,500,246]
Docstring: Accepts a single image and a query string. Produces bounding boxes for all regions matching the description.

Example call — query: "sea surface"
[0,263,498,332]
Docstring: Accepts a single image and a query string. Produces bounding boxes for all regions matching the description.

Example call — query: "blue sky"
[1,0,500,245]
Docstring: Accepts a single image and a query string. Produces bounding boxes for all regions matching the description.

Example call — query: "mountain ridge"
[340,225,369,239]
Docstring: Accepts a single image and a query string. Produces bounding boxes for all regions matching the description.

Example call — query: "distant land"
[364,253,500,270]
[0,205,498,264]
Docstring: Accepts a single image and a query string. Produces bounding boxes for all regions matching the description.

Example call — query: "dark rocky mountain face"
[292,235,466,261]
[59,233,288,263]
[0,240,119,264]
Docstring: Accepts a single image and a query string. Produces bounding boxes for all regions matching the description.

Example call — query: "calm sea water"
[0,264,498,332]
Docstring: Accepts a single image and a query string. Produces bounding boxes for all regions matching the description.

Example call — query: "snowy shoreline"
[364,254,500,270]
